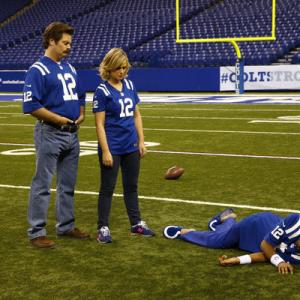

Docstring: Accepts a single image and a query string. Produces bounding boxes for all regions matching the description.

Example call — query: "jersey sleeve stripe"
[285,217,300,234]
[291,254,300,261]
[100,84,110,95]
[31,65,46,76]
[99,87,110,96]
[68,63,76,74]
[128,79,134,90]
[288,228,300,240]
[124,79,131,90]
[35,62,50,74]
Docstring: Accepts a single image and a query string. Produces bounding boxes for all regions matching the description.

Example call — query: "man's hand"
[278,262,294,274]
[219,255,240,266]
[59,116,74,125]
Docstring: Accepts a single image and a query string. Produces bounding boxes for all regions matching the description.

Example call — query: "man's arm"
[31,107,73,125]
[219,252,267,266]
[260,240,294,274]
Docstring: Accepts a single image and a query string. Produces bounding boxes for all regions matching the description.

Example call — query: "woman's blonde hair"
[99,48,131,81]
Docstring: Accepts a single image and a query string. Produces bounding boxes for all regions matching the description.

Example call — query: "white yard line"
[0,142,34,146]
[20,114,277,121]
[0,142,299,160]
[147,150,300,160]
[141,108,300,112]
[0,183,299,214]
[250,120,300,124]
[0,123,299,135]
[0,123,34,127]
[142,116,275,120]
[144,128,300,136]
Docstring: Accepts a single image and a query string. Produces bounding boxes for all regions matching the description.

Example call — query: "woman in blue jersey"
[163,209,300,274]
[93,48,155,243]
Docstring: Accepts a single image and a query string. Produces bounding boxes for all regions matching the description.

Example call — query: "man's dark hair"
[42,22,74,49]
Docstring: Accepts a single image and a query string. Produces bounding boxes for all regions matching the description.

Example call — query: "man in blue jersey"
[23,22,90,248]
[93,48,154,243]
[163,209,300,274]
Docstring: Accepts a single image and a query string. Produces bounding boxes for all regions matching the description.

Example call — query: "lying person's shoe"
[208,208,237,231]
[163,226,183,239]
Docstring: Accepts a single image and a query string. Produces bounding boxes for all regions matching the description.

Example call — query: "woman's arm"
[75,105,85,125]
[134,105,147,157]
[95,111,113,166]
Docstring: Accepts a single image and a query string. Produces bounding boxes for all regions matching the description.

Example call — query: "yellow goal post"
[175,0,277,93]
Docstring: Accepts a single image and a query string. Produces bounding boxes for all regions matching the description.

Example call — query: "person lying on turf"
[163,209,300,274]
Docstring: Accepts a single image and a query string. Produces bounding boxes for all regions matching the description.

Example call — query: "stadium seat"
[0,0,299,68]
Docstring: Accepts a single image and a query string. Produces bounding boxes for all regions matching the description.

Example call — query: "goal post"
[175,0,277,94]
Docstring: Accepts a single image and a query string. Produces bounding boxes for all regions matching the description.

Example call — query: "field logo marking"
[250,115,300,124]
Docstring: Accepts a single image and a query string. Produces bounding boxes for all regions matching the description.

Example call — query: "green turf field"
[1,101,300,300]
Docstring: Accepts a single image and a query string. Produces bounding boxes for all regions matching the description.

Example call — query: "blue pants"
[179,212,282,252]
[180,218,239,249]
[27,122,80,239]
[97,151,141,228]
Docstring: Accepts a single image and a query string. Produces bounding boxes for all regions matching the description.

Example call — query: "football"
[164,166,184,180]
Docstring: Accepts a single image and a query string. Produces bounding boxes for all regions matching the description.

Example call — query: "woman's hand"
[102,150,113,167]
[139,142,147,158]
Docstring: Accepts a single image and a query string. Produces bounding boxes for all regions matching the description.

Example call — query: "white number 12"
[119,98,134,117]
[57,73,78,101]
[271,226,284,240]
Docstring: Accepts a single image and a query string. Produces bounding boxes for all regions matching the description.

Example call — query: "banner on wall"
[0,70,25,92]
[1,66,300,93]
[220,65,300,91]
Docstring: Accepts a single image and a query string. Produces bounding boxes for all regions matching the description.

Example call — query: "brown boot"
[30,236,55,249]
[58,228,90,239]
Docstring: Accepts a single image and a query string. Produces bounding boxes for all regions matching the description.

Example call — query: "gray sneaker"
[97,226,112,244]
[208,208,237,231]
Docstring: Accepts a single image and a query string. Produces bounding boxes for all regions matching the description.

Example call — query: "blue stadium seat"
[0,0,299,68]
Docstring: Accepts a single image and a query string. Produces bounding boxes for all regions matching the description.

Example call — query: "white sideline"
[0,183,299,214]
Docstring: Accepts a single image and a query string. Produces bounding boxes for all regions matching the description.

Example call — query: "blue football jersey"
[238,212,283,253]
[23,56,85,120]
[264,214,300,265]
[93,78,140,155]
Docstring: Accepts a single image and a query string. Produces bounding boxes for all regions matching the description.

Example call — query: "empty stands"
[0,0,299,69]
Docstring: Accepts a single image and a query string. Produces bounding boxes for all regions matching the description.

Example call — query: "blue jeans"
[27,122,79,239]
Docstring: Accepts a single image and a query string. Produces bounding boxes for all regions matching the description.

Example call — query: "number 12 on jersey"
[271,225,284,240]
[57,73,78,101]
[119,98,134,117]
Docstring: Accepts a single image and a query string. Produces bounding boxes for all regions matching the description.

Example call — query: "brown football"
[164,166,184,180]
